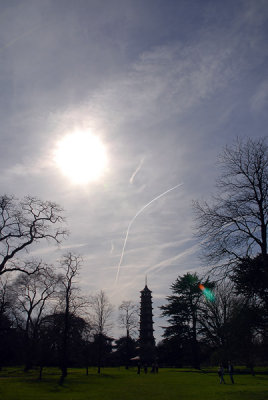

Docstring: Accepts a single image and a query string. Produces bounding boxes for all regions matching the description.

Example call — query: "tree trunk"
[24,335,33,372]
[59,297,70,384]
[191,315,200,369]
[97,334,103,374]
[125,331,130,370]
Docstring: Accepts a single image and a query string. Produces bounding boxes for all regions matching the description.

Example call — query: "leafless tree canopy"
[198,281,237,348]
[118,300,139,338]
[0,274,13,318]
[193,137,268,272]
[10,265,59,333]
[90,290,113,336]
[57,253,89,316]
[0,195,67,275]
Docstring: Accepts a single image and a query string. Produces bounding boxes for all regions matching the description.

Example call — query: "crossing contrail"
[115,183,183,283]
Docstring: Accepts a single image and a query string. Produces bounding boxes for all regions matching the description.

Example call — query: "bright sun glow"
[54,131,108,184]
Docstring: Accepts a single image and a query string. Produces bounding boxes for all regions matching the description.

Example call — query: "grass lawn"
[0,367,267,400]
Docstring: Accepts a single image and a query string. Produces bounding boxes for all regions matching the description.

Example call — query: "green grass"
[0,367,267,400]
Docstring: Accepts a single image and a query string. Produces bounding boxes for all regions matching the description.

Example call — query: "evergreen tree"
[161,273,214,368]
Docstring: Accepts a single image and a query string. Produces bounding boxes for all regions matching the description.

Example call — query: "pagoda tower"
[139,280,155,364]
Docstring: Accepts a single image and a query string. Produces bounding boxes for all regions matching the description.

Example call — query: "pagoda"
[139,279,155,364]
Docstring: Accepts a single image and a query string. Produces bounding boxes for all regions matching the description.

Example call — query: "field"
[0,367,268,400]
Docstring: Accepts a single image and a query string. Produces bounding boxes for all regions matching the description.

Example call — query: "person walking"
[218,365,225,384]
[228,362,234,384]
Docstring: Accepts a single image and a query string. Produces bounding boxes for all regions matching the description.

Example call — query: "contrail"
[129,158,144,184]
[0,25,39,53]
[115,183,183,283]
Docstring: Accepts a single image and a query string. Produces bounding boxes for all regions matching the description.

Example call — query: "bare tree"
[119,300,139,338]
[0,274,13,318]
[118,300,139,369]
[198,281,236,352]
[90,290,113,373]
[10,264,59,371]
[90,290,113,336]
[57,253,84,384]
[0,195,67,276]
[0,275,15,370]
[193,137,268,274]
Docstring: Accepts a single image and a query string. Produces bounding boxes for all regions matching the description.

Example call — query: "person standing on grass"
[228,362,234,384]
[218,365,225,384]
[137,362,141,375]
[155,362,159,373]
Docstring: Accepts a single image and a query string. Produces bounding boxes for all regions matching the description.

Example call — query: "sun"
[54,131,108,184]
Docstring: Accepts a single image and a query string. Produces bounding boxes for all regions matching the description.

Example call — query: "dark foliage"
[113,336,138,367]
[232,255,268,309]
[161,273,214,369]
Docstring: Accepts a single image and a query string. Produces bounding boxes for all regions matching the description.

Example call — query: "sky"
[1,0,268,342]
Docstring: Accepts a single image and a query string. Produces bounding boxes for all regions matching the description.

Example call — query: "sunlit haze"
[54,131,108,184]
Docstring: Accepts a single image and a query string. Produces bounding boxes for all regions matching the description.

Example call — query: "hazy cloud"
[0,0,267,342]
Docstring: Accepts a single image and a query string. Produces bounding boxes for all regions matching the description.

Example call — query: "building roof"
[140,284,152,294]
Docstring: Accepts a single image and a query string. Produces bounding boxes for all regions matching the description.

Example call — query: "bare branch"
[89,290,114,336]
[118,300,139,338]
[0,195,68,276]
[193,137,268,275]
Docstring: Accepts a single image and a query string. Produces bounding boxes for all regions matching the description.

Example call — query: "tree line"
[0,256,140,380]
[0,137,267,377]
[160,137,268,371]
[0,194,140,381]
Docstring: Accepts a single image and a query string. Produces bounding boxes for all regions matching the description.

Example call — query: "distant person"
[151,363,155,373]
[144,364,148,374]
[155,362,159,373]
[137,362,141,375]
[228,362,234,384]
[218,365,225,384]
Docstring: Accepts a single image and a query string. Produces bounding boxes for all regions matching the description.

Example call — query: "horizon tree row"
[0,264,139,377]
